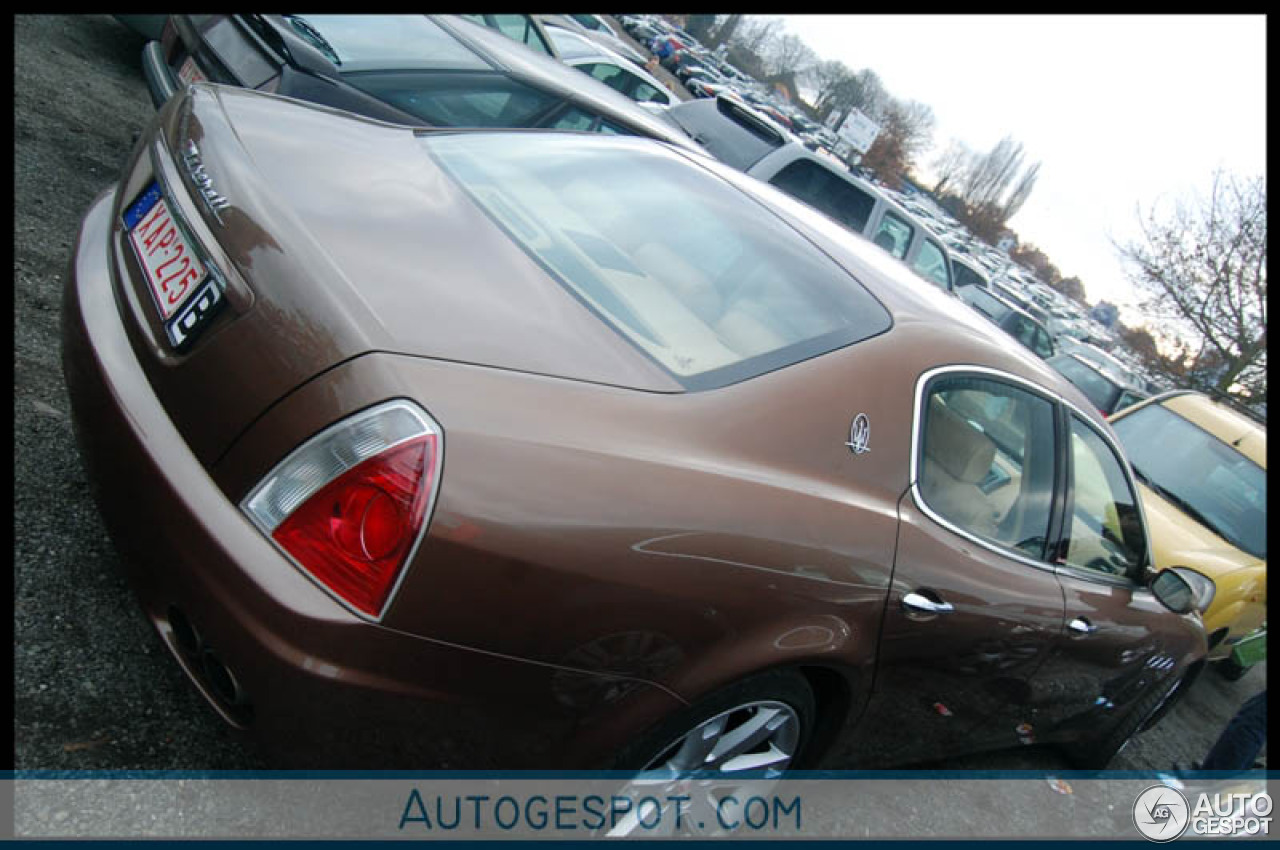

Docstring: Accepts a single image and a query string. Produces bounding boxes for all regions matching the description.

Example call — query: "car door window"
[911,238,951,290]
[347,72,562,127]
[1033,328,1054,359]
[579,62,632,95]
[918,375,1058,560]
[871,211,913,260]
[1062,414,1146,578]
[544,105,629,135]
[1114,390,1144,412]
[767,160,876,233]
[631,80,668,104]
[477,14,555,56]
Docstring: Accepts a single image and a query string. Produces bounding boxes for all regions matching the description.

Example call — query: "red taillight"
[242,401,442,619]
[272,437,434,617]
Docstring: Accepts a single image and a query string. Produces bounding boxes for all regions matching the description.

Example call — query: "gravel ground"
[13,14,1265,779]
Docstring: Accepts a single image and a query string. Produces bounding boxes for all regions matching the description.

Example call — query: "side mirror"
[1149,568,1196,615]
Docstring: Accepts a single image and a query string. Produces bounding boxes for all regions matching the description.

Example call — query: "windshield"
[425,134,892,389]
[288,15,488,72]
[1111,402,1266,559]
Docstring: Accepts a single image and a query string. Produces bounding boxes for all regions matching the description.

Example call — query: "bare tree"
[960,136,1027,210]
[1115,170,1267,400]
[930,138,973,195]
[684,14,721,44]
[761,32,816,78]
[727,15,780,57]
[706,14,741,49]
[999,160,1040,221]
[859,97,935,187]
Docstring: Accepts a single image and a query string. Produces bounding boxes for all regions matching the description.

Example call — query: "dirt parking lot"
[13,14,1265,775]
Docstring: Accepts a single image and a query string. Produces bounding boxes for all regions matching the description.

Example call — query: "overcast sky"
[780,14,1267,323]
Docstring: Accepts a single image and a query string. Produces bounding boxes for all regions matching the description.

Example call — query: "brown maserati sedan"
[63,83,1205,773]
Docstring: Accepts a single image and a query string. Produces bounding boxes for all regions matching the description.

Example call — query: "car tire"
[1211,657,1250,681]
[1063,672,1189,770]
[613,668,816,773]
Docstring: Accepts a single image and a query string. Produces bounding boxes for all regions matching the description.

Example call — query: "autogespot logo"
[1133,785,1190,842]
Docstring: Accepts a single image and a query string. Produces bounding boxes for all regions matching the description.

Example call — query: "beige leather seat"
[630,242,723,325]
[920,396,999,537]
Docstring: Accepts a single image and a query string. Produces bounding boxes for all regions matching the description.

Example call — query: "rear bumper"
[141,40,178,108]
[60,188,682,768]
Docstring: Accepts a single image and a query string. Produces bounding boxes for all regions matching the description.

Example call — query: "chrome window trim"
[1061,409,1154,585]
[908,364,1060,575]
[909,363,1154,589]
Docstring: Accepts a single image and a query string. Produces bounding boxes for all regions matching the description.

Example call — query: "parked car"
[63,85,1204,773]
[1047,353,1149,416]
[537,13,648,67]
[141,15,697,149]
[543,24,672,106]
[656,95,956,292]
[956,284,1056,360]
[1056,337,1143,387]
[1109,392,1266,679]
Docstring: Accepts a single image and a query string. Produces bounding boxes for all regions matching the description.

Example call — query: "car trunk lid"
[114,86,678,472]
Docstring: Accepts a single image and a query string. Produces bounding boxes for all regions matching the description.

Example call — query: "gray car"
[658,96,956,292]
[140,14,697,149]
[543,24,673,106]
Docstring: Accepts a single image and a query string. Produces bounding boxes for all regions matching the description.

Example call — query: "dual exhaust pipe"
[166,605,250,715]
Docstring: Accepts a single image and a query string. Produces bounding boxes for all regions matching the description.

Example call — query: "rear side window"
[953,261,987,289]
[579,62,632,95]
[768,159,876,234]
[426,133,892,389]
[912,238,951,290]
[871,211,913,259]
[918,374,1058,560]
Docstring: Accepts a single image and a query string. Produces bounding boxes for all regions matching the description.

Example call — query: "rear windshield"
[424,134,892,389]
[1049,355,1119,412]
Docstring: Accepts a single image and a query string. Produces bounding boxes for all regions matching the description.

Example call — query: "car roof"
[1159,391,1267,467]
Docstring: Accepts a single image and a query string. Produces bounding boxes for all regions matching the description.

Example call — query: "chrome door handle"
[902,591,954,615]
[1068,617,1096,634]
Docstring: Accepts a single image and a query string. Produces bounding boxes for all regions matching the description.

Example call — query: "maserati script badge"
[847,413,871,455]
[181,139,232,222]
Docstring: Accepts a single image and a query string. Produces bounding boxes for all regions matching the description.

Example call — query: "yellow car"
[1109,391,1266,677]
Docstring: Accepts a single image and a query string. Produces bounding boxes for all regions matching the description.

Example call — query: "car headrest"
[925,396,997,484]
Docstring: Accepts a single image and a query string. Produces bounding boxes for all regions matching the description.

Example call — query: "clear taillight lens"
[242,400,442,619]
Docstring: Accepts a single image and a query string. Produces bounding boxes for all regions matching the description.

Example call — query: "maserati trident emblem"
[181,139,231,222]
[847,413,871,455]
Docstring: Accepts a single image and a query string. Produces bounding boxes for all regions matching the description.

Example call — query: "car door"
[1023,409,1202,744]
[848,368,1067,767]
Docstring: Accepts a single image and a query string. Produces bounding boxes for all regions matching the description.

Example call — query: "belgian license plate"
[123,183,223,348]
[177,56,206,85]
